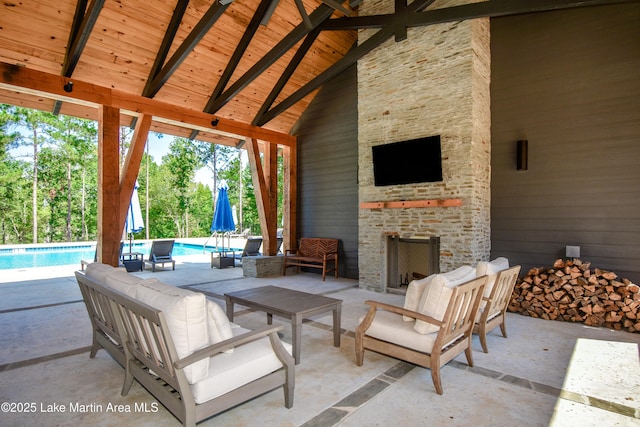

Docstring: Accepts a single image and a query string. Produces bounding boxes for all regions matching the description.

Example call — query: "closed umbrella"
[125,180,144,253]
[210,181,235,251]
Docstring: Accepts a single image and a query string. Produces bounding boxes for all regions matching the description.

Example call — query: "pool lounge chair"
[145,239,176,272]
[235,237,263,260]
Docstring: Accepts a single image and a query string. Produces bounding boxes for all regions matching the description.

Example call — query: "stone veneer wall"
[357,0,491,292]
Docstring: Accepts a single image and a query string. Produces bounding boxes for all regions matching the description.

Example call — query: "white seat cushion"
[365,311,438,353]
[136,279,209,384]
[402,274,435,322]
[414,265,477,335]
[190,326,292,404]
[476,257,509,298]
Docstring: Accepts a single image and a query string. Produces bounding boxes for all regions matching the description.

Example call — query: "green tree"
[163,138,202,238]
[0,105,30,244]
[49,115,97,241]
[5,107,58,243]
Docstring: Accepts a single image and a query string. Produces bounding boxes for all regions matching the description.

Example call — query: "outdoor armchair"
[473,265,521,353]
[355,275,487,395]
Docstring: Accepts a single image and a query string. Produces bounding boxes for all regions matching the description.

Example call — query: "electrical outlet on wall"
[566,246,580,258]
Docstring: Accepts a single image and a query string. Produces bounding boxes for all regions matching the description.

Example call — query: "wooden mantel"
[360,199,463,209]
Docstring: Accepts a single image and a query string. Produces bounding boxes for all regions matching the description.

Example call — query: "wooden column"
[282,143,297,252]
[97,105,121,266]
[119,114,151,226]
[246,138,271,251]
[263,142,278,255]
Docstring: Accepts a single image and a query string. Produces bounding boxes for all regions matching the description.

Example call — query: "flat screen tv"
[372,135,442,186]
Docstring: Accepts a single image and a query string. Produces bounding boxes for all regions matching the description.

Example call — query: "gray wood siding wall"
[292,64,359,279]
[491,4,640,283]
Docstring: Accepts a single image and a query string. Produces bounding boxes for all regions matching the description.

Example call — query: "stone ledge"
[242,255,284,278]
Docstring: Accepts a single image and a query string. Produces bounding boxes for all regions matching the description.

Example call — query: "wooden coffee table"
[225,286,342,365]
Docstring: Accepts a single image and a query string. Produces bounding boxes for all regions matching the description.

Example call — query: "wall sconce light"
[517,140,528,170]
[63,81,74,93]
[211,118,219,127]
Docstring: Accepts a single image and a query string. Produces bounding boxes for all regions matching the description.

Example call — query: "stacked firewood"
[508,258,640,333]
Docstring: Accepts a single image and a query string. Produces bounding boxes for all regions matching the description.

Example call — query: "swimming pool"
[0,242,237,270]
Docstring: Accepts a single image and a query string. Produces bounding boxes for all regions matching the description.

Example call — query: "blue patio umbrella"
[211,182,235,250]
[125,180,144,252]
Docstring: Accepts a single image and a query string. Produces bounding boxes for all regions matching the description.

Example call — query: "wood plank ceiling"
[0,0,358,145]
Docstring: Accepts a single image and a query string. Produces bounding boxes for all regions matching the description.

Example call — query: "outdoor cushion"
[362,310,439,353]
[476,257,509,298]
[136,279,209,384]
[402,274,435,322]
[190,326,292,404]
[85,262,115,282]
[104,269,144,297]
[414,265,476,335]
[206,299,234,354]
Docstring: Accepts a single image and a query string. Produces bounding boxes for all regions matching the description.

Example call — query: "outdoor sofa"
[75,263,294,426]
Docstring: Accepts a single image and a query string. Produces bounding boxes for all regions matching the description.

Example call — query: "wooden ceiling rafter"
[253,26,322,127]
[204,3,337,115]
[142,1,231,99]
[53,0,105,115]
[189,0,276,141]
[141,0,190,98]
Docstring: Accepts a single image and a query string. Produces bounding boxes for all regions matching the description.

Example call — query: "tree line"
[0,104,277,245]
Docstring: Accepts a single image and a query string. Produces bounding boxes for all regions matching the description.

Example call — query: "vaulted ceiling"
[0,0,358,145]
[1,0,635,147]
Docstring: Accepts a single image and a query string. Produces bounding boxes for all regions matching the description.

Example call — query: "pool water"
[0,242,232,270]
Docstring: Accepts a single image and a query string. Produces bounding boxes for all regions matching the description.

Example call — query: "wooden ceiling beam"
[54,0,104,116]
[205,3,336,115]
[142,0,189,98]
[204,0,275,111]
[0,62,295,146]
[252,27,321,126]
[61,0,105,77]
[143,1,231,99]
[407,0,640,27]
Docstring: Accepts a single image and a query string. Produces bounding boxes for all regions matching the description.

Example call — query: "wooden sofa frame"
[282,237,339,281]
[75,271,294,427]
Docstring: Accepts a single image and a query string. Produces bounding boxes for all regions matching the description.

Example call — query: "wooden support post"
[119,114,151,227]
[263,142,278,255]
[246,138,272,252]
[283,143,297,252]
[97,105,121,267]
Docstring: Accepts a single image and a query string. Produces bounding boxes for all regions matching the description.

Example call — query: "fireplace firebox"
[385,236,440,293]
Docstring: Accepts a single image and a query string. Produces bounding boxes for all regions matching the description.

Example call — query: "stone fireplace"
[357,0,491,292]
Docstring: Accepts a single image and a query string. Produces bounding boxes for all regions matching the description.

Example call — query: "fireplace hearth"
[385,236,440,293]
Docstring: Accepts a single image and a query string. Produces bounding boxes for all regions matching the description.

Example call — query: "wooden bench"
[282,237,339,281]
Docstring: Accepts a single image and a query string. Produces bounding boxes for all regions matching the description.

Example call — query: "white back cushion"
[104,269,143,297]
[476,257,509,298]
[85,263,114,283]
[206,300,234,354]
[136,279,209,384]
[414,265,476,335]
[403,274,435,322]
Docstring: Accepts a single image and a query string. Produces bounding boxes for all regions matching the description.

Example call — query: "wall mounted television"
[372,135,443,186]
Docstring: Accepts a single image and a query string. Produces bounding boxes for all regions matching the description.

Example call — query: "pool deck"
[0,251,639,427]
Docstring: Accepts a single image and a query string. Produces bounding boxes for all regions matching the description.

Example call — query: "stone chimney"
[357,0,491,292]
